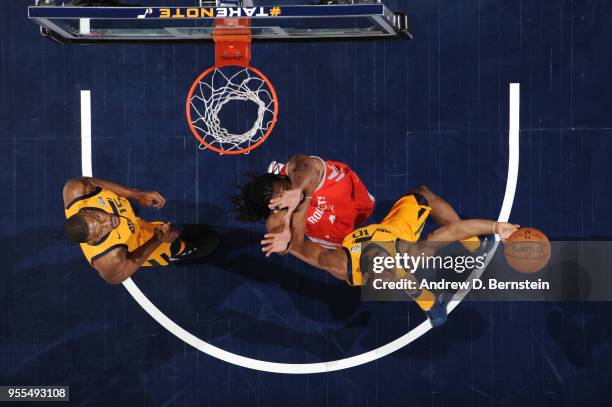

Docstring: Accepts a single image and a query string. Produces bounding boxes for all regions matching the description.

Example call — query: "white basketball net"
[189,66,276,153]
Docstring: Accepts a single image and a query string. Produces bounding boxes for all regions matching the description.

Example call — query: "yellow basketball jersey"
[341,194,431,285]
[64,187,170,267]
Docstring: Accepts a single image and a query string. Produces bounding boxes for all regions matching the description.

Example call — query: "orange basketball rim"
[186,18,279,155]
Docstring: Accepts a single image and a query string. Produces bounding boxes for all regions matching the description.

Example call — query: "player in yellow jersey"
[261,185,519,326]
[63,177,219,284]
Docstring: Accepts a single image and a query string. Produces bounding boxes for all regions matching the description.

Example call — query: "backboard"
[28,1,412,154]
[28,2,411,43]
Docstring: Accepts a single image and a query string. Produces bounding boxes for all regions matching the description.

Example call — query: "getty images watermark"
[370,252,550,292]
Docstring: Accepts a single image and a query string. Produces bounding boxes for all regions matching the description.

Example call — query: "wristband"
[492,222,498,235]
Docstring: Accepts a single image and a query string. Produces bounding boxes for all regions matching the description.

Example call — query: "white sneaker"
[267,161,285,175]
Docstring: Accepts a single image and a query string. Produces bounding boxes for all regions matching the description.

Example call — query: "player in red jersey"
[231,155,375,250]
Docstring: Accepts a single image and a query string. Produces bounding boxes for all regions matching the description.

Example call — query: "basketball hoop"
[186,18,278,155]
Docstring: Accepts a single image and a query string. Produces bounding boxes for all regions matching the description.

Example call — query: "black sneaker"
[170,229,219,263]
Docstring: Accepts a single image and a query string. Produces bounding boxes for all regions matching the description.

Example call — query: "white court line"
[80,90,92,177]
[81,83,520,374]
[449,83,520,310]
[502,83,521,223]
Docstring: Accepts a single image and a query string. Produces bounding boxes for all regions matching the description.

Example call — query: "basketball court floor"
[1,0,612,405]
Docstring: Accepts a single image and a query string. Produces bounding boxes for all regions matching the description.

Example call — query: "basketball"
[503,227,551,273]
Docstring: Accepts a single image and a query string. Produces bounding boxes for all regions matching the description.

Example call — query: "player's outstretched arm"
[264,210,291,255]
[288,240,349,282]
[262,196,310,256]
[265,210,286,233]
[411,185,461,226]
[262,199,348,281]
[289,199,348,281]
[63,177,166,209]
[425,220,519,247]
[93,224,178,284]
[264,206,308,257]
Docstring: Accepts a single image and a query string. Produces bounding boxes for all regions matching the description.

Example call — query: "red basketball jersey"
[270,157,375,249]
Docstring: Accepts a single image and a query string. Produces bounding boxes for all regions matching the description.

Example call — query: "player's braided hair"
[230,173,288,223]
[65,213,90,243]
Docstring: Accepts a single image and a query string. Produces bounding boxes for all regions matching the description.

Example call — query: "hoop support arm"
[213,18,252,67]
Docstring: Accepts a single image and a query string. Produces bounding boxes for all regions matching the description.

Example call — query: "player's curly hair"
[65,213,90,243]
[230,173,288,223]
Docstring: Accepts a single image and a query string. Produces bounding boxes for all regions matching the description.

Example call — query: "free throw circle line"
[79,83,520,374]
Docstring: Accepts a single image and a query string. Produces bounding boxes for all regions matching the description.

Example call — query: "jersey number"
[352,229,373,243]
[107,198,127,215]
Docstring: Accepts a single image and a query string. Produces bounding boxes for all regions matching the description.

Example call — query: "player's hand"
[154,223,179,243]
[134,190,166,209]
[268,188,303,222]
[495,222,520,243]
[261,228,291,257]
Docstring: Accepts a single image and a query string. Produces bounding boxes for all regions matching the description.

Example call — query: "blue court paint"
[2,0,612,405]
